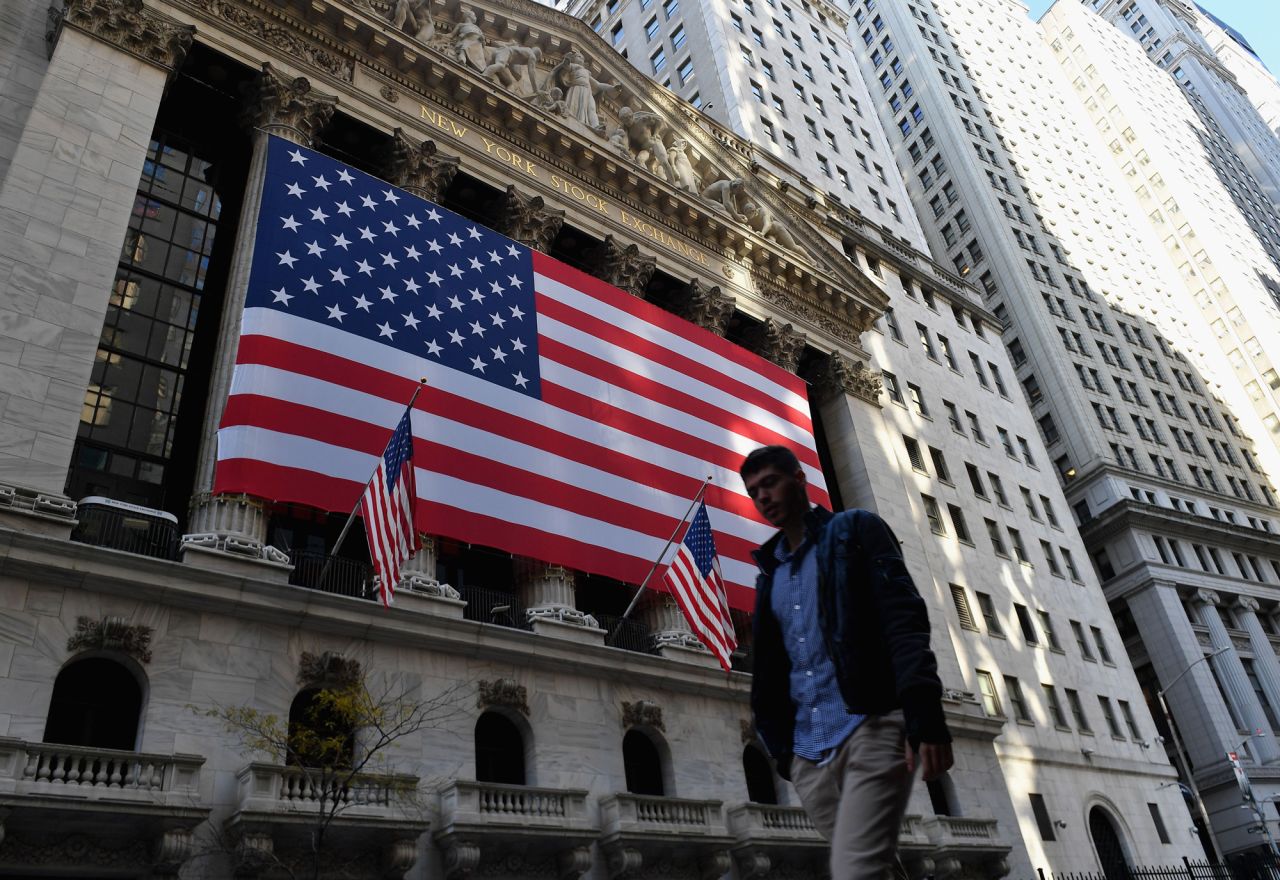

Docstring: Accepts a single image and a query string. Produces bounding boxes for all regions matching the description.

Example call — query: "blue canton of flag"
[683,503,718,578]
[247,140,541,397]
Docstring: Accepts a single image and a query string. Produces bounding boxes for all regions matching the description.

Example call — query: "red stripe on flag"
[536,292,813,432]
[532,251,810,399]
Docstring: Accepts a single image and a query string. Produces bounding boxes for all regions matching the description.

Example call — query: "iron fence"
[1032,854,1280,880]
[596,613,656,654]
[458,585,530,630]
[288,549,374,599]
[71,501,180,561]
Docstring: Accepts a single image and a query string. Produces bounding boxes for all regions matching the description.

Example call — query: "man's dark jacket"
[751,505,951,780]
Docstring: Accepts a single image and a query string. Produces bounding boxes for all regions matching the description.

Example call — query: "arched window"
[44,657,142,750]
[743,743,778,804]
[475,712,526,785]
[623,729,665,796]
[288,688,354,768]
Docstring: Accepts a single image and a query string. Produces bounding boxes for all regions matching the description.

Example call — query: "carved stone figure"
[530,86,567,116]
[701,177,748,222]
[388,0,435,42]
[741,200,802,252]
[617,106,675,183]
[482,41,542,97]
[667,137,701,192]
[451,5,487,71]
[550,48,619,131]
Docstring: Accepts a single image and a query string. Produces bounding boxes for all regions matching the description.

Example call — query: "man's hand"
[905,741,954,781]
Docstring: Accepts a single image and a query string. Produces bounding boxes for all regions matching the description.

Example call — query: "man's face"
[743,464,808,529]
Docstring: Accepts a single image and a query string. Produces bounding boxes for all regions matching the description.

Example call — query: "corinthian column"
[516,559,604,644]
[678,280,735,337]
[1235,596,1280,736]
[639,592,719,668]
[385,128,460,203]
[493,185,563,252]
[1195,590,1279,762]
[0,0,191,507]
[181,64,337,577]
[587,235,656,299]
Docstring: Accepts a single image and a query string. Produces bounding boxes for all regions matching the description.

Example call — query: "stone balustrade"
[0,738,203,801]
[600,792,732,840]
[439,779,594,829]
[727,802,820,842]
[235,761,420,814]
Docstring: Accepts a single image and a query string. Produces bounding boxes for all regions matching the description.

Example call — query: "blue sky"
[1024,0,1280,76]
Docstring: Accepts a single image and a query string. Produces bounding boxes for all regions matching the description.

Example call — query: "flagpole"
[607,475,714,646]
[317,378,428,592]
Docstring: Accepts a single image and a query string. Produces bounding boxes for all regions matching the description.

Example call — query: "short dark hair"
[739,445,802,481]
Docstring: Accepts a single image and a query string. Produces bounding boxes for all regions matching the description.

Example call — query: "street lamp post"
[1157,644,1231,864]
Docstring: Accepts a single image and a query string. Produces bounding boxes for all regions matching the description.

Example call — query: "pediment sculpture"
[382,2,809,258]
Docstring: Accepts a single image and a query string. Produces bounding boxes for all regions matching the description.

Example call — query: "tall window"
[742,743,778,804]
[475,712,527,785]
[72,132,230,509]
[44,658,143,751]
[623,729,666,795]
[288,688,355,768]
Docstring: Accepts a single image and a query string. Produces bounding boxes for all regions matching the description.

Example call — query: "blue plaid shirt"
[771,535,865,762]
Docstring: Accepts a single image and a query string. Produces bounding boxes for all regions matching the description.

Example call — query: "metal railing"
[71,502,180,561]
[288,550,374,599]
[1031,854,1280,880]
[458,585,530,630]
[596,613,656,654]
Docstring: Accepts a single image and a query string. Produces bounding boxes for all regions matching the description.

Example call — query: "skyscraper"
[842,0,1280,857]
[1085,0,1280,204]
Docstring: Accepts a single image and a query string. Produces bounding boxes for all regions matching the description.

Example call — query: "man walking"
[741,445,953,879]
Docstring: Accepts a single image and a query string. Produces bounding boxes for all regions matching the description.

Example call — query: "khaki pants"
[790,712,914,880]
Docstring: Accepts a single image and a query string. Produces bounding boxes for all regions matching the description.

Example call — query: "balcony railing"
[288,549,374,600]
[70,497,180,561]
[2,740,203,797]
[596,613,655,654]
[458,585,530,630]
[439,780,595,830]
[601,793,725,831]
[727,802,820,841]
[236,762,419,812]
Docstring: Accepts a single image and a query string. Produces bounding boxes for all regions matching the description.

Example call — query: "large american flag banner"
[662,501,736,670]
[213,135,830,611]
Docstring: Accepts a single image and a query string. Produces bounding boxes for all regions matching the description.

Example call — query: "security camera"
[1153,735,1166,744]
[1081,747,1096,756]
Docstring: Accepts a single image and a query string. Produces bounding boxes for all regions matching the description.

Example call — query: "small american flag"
[662,502,736,670]
[213,135,829,610]
[360,406,420,606]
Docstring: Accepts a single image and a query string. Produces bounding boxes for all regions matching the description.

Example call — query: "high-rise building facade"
[1085,0,1280,207]
[1041,1,1280,481]
[0,0,1179,878]
[840,0,1280,857]
[557,0,1207,874]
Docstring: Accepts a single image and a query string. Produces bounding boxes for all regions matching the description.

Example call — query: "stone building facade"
[0,0,1202,877]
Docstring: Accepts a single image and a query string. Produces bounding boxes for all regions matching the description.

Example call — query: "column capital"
[241,63,338,146]
[385,129,459,203]
[679,279,735,337]
[1194,588,1222,607]
[55,0,194,71]
[806,350,883,407]
[587,235,656,299]
[494,185,564,252]
[747,317,806,373]
[1237,595,1262,613]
